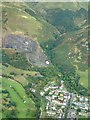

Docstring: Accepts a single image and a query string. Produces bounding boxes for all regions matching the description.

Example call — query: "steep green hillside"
[51,27,88,70]
[27,2,88,12]
[2,2,58,43]
[2,2,88,91]
[26,2,88,33]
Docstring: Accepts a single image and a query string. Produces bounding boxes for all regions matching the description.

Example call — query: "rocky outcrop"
[3,34,50,67]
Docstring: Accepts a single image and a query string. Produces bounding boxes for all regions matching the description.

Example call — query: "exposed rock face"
[3,34,49,67]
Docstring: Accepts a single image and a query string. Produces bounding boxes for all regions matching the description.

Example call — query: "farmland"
[2,63,40,86]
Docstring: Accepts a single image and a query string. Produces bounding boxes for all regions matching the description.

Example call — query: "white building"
[46,61,50,65]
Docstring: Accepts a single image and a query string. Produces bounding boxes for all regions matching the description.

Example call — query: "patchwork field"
[2,64,40,86]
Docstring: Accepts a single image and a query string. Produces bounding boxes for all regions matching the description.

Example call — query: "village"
[40,81,89,118]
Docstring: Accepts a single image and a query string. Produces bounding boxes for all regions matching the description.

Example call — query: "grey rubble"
[3,34,49,67]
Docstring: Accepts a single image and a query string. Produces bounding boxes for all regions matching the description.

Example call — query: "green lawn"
[2,77,36,118]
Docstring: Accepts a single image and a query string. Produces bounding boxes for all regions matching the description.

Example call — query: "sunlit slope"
[25,2,88,34]
[2,3,58,43]
[27,2,88,11]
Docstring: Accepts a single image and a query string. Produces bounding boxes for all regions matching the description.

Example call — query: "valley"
[1,1,89,119]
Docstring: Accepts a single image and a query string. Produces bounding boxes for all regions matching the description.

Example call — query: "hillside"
[2,2,59,43]
[3,34,50,67]
[26,2,88,32]
[2,2,89,119]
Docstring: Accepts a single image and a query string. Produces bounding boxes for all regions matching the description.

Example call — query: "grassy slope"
[2,64,40,86]
[26,2,88,32]
[50,26,88,88]
[2,77,36,118]
[2,3,58,43]
[2,2,88,93]
[27,2,88,11]
[51,26,87,62]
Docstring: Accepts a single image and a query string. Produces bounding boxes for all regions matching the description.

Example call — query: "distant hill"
[25,2,88,33]
[2,2,58,43]
[2,2,88,88]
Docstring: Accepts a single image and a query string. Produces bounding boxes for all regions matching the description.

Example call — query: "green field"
[2,77,36,118]
[2,64,40,86]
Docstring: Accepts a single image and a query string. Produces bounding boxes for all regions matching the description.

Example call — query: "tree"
[77,108,81,113]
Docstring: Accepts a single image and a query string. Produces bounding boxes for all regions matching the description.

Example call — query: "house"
[85,98,88,102]
[61,106,65,109]
[55,91,59,96]
[46,105,48,110]
[45,60,49,65]
[52,95,57,99]
[63,102,67,106]
[40,91,45,96]
[25,41,29,45]
[47,111,56,115]
[64,96,67,99]
[52,106,56,111]
[31,88,35,93]
[49,92,53,95]
[64,99,67,102]
[44,87,49,91]
[52,100,62,105]
[60,94,64,97]
[61,80,64,83]
[79,112,88,116]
